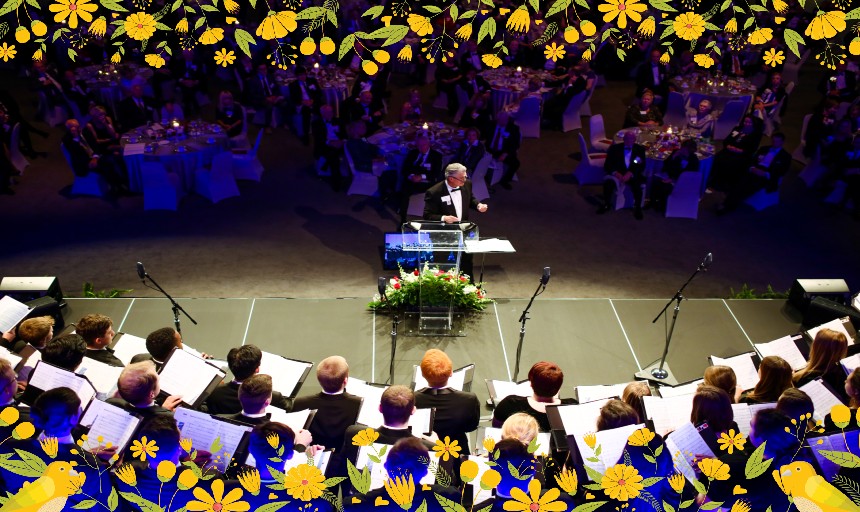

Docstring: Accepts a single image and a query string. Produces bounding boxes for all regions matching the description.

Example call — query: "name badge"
[442,197,452,205]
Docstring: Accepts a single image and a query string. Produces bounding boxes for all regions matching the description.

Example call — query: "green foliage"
[728,284,789,299]
[82,282,133,298]
[369,265,493,311]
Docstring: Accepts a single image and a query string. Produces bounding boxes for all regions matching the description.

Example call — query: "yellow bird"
[0,461,86,512]
[772,461,860,512]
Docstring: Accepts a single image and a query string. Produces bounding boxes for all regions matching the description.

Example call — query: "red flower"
[413,269,419,276]
[435,270,444,276]
[460,276,467,281]
[393,282,401,289]
[443,275,451,280]
[392,276,399,281]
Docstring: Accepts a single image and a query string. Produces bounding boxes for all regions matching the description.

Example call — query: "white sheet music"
[0,296,31,334]
[748,403,776,424]
[259,351,312,397]
[77,359,123,397]
[17,349,41,382]
[347,379,432,433]
[413,365,472,391]
[265,407,313,434]
[557,399,610,437]
[79,400,141,455]
[731,403,752,437]
[357,443,435,490]
[182,345,228,371]
[841,354,860,375]
[489,380,533,402]
[665,422,715,482]
[111,334,148,366]
[482,427,551,456]
[464,239,516,253]
[575,383,632,404]
[642,394,696,436]
[575,423,642,478]
[174,407,251,473]
[159,350,224,406]
[799,379,846,421]
[0,347,22,371]
[755,336,808,371]
[247,449,331,474]
[656,380,702,398]
[809,431,860,480]
[711,353,759,392]
[28,362,95,408]
[807,318,855,345]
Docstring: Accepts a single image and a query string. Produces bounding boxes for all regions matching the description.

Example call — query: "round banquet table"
[366,122,465,188]
[670,73,757,111]
[275,65,355,117]
[480,67,553,113]
[121,122,229,194]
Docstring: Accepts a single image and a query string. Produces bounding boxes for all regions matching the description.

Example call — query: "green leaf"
[323,476,347,487]
[643,454,656,463]
[347,459,371,494]
[582,483,603,490]
[460,10,477,19]
[339,33,356,61]
[434,492,466,512]
[586,456,599,462]
[529,0,539,13]
[820,450,860,468]
[680,499,695,508]
[700,502,723,510]
[720,0,731,11]
[155,22,171,31]
[663,501,676,512]
[367,24,409,47]
[477,17,496,44]
[527,436,539,454]
[235,29,256,58]
[641,477,664,487]
[690,477,707,495]
[73,500,99,509]
[584,464,603,484]
[268,465,286,485]
[171,0,182,11]
[119,492,163,512]
[745,441,774,479]
[650,0,677,12]
[450,4,458,22]
[572,502,609,512]
[368,455,381,464]
[507,461,529,480]
[424,5,443,13]
[749,4,767,11]
[733,5,744,12]
[200,4,219,12]
[362,5,384,18]
[108,487,119,511]
[783,28,805,58]
[847,8,860,20]
[296,6,327,20]
[0,22,7,39]
[743,16,754,30]
[256,503,289,512]
[0,0,23,17]
[416,499,429,512]
[193,16,206,31]
[480,0,495,7]
[546,0,571,18]
[654,444,663,456]
[24,0,38,9]
[594,444,602,456]
[209,436,223,455]
[704,23,720,31]
[474,505,491,512]
[660,24,675,39]
[378,445,388,458]
[152,2,170,21]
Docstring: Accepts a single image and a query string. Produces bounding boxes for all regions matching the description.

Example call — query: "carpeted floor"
[1,63,857,302]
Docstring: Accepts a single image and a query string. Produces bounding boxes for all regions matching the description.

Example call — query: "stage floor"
[63,297,803,410]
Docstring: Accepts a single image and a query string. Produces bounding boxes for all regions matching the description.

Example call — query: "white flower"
[404,273,418,283]
[390,278,398,286]
[463,285,478,294]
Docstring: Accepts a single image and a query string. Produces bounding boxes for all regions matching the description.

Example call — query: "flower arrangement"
[368,264,493,312]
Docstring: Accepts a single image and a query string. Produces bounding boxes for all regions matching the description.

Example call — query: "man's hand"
[163,395,184,411]
[623,171,633,182]
[295,429,313,447]
[477,203,488,213]
[409,174,423,183]
[89,157,99,169]
[442,215,459,224]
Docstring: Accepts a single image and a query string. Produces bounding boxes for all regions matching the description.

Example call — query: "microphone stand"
[379,279,400,385]
[513,278,547,381]
[141,272,197,335]
[635,255,710,386]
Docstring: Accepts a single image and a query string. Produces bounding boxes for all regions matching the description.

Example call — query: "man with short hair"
[76,314,123,367]
[11,315,54,352]
[598,130,647,220]
[311,104,345,190]
[218,374,278,426]
[117,84,157,131]
[400,135,444,224]
[348,90,384,134]
[107,361,182,420]
[130,326,182,371]
[204,344,290,415]
[62,118,127,194]
[288,66,322,145]
[483,111,521,190]
[41,334,87,372]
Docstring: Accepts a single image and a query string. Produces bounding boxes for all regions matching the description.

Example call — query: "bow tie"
[450,187,461,192]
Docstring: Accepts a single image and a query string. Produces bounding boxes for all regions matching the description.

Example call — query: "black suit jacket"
[750,146,791,191]
[458,76,491,98]
[347,99,385,131]
[452,141,486,172]
[635,62,669,95]
[216,412,272,426]
[288,77,323,106]
[414,388,480,452]
[605,143,647,178]
[246,73,279,109]
[106,397,173,421]
[482,121,520,156]
[84,347,124,367]
[423,180,480,222]
[129,353,164,372]
[661,151,700,181]
[293,391,363,451]
[312,117,345,159]
[204,380,291,415]
[340,425,435,470]
[62,132,96,177]
[117,96,157,131]
[401,149,444,184]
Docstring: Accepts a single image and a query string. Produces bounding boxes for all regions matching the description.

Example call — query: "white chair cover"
[561,91,588,132]
[470,154,492,202]
[665,171,703,219]
[231,129,264,182]
[9,124,29,175]
[713,100,748,141]
[572,132,606,185]
[61,143,109,198]
[588,114,611,152]
[196,152,239,204]
[141,161,183,210]
[516,97,541,138]
[343,144,380,197]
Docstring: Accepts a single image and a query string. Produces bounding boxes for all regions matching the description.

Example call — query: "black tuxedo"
[348,98,385,134]
[458,75,491,100]
[106,397,173,421]
[414,388,480,453]
[204,380,291,415]
[288,77,323,140]
[84,347,124,367]
[602,142,648,211]
[483,121,521,185]
[117,96,157,131]
[452,141,486,172]
[423,180,480,222]
[293,391,362,477]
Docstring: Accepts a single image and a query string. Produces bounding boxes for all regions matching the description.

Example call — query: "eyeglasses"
[452,174,468,183]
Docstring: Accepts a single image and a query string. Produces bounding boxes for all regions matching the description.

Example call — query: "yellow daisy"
[503,479,566,512]
[805,10,846,41]
[49,0,98,30]
[673,11,705,41]
[186,479,249,512]
[717,429,746,454]
[129,436,158,461]
[214,48,236,67]
[601,464,644,502]
[762,48,785,68]
[125,12,156,41]
[432,436,461,461]
[597,0,647,30]
[544,42,565,62]
[284,464,326,501]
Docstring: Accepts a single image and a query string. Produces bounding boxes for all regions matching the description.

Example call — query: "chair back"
[784,81,796,95]
[343,143,358,175]
[589,114,606,144]
[517,97,541,138]
[561,91,588,132]
[665,171,703,219]
[799,113,812,143]
[249,127,263,156]
[663,91,687,127]
[471,153,492,201]
[713,100,747,140]
[140,161,172,187]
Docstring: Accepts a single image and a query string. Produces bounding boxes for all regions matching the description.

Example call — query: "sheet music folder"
[412,364,475,392]
[21,360,97,408]
[486,379,532,406]
[158,347,226,409]
[464,238,516,254]
[258,351,314,398]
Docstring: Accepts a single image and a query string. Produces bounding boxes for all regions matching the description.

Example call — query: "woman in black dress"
[708,114,762,195]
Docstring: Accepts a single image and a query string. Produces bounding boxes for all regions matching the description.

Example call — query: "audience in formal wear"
[740,355,794,404]
[247,63,286,132]
[598,130,647,219]
[288,66,322,144]
[62,119,127,195]
[77,313,124,367]
[635,49,669,100]
[400,89,425,123]
[649,139,699,214]
[452,127,486,173]
[215,90,245,139]
[61,69,93,115]
[84,106,121,156]
[205,344,291,415]
[543,65,587,131]
[804,99,838,160]
[818,63,857,101]
[718,131,790,213]
[312,104,346,189]
[483,111,521,190]
[708,115,762,194]
[623,89,663,129]
[459,94,492,131]
[685,99,716,137]
[117,84,158,131]
[348,90,385,135]
[459,66,491,104]
[757,72,787,117]
[493,361,575,431]
[107,360,181,420]
[435,59,463,116]
[397,135,443,223]
[174,50,206,117]
[159,100,185,124]
[345,120,384,175]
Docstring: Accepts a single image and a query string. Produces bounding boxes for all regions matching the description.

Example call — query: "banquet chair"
[605,175,645,210]
[230,105,250,150]
[588,115,612,152]
[572,132,606,185]
[9,124,29,175]
[343,145,380,197]
[487,134,521,186]
[579,87,595,117]
[470,154,492,202]
[561,91,588,132]
[515,97,541,138]
[744,180,781,211]
[664,172,703,219]
[195,152,240,204]
[231,129,264,182]
[37,92,67,127]
[141,161,183,210]
[713,100,747,141]
[662,91,687,128]
[763,96,786,137]
[406,193,425,218]
[792,114,813,165]
[61,144,109,198]
[453,86,469,124]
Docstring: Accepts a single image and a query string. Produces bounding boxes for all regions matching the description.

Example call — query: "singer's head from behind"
[117,361,160,407]
[445,163,468,188]
[527,361,563,400]
[17,315,54,349]
[249,421,296,469]
[76,313,115,350]
[238,374,273,415]
[42,334,87,372]
[380,385,415,428]
[420,349,453,388]
[317,355,350,393]
[145,327,182,362]
[31,387,81,439]
[227,344,264,381]
[384,437,430,482]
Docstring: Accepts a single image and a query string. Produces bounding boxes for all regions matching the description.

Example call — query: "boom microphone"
[541,267,551,285]
[378,277,388,298]
[701,253,713,271]
[136,262,147,281]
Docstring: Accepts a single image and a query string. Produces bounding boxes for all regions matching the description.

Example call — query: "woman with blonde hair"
[739,356,793,404]
[703,365,738,403]
[500,412,539,445]
[793,328,849,402]
[621,381,651,421]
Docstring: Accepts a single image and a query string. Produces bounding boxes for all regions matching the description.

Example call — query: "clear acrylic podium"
[402,221,478,336]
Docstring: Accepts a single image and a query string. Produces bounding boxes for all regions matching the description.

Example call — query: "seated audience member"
[76,313,123,367]
[483,111,521,190]
[401,89,424,123]
[757,72,787,117]
[452,127,486,173]
[623,89,663,129]
[703,365,739,403]
[493,361,575,431]
[500,412,540,445]
[685,99,716,138]
[311,104,345,189]
[347,437,459,512]
[459,94,491,130]
[740,355,794,404]
[804,99,838,160]
[84,106,121,156]
[824,368,860,432]
[718,131,790,213]
[622,381,651,421]
[174,50,205,117]
[62,69,93,114]
[707,115,762,194]
[597,399,640,430]
[217,374,287,426]
[215,90,244,139]
[107,361,181,420]
[0,359,29,439]
[114,415,197,511]
[130,326,182,370]
[597,130,648,219]
[818,63,857,101]
[543,65,587,131]
[349,90,385,135]
[635,49,669,100]
[472,439,537,512]
[41,334,86,372]
[117,84,158,131]
[459,66,491,104]
[344,120,383,174]
[793,328,849,402]
[398,135,444,223]
[0,387,111,507]
[415,349,480,453]
[691,386,739,435]
[160,100,185,124]
[247,63,286,132]
[777,388,816,431]
[205,344,291,415]
[62,119,127,194]
[11,315,54,353]
[821,117,855,170]
[649,139,700,214]
[460,40,483,72]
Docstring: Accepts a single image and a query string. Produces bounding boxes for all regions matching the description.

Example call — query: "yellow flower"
[748,27,773,45]
[130,436,158,461]
[40,437,58,458]
[544,42,565,62]
[89,16,106,37]
[116,464,137,486]
[763,48,785,67]
[157,460,177,482]
[125,12,156,41]
[300,37,317,55]
[13,422,34,440]
[717,429,746,454]
[673,11,705,41]
[111,52,121,63]
[660,51,670,64]
[433,436,461,461]
[177,468,199,490]
[772,0,787,13]
[504,479,565,512]
[482,53,502,68]
[0,406,19,426]
[830,404,852,428]
[598,0,647,30]
[601,464,644,502]
[460,459,480,482]
[398,44,413,62]
[374,49,390,64]
[694,53,715,68]
[730,501,751,512]
[668,473,685,493]
[180,438,193,453]
[506,6,530,34]
[408,14,434,37]
[214,48,236,67]
[627,427,655,447]
[284,464,326,501]
[319,37,335,55]
[266,432,280,449]
[582,48,593,61]
[725,18,737,33]
[638,16,655,38]
[805,10,846,41]
[480,468,502,490]
[583,432,597,449]
[15,28,30,44]
[187,479,249,512]
[554,468,577,494]
[384,474,415,509]
[698,458,731,481]
[144,53,166,69]
[580,20,596,37]
[564,26,579,43]
[200,27,224,45]
[176,18,188,34]
[31,20,47,37]
[850,37,860,56]
[238,468,260,496]
[49,0,97,30]
[483,437,496,453]
[456,24,473,40]
[224,0,239,13]
[256,10,297,40]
